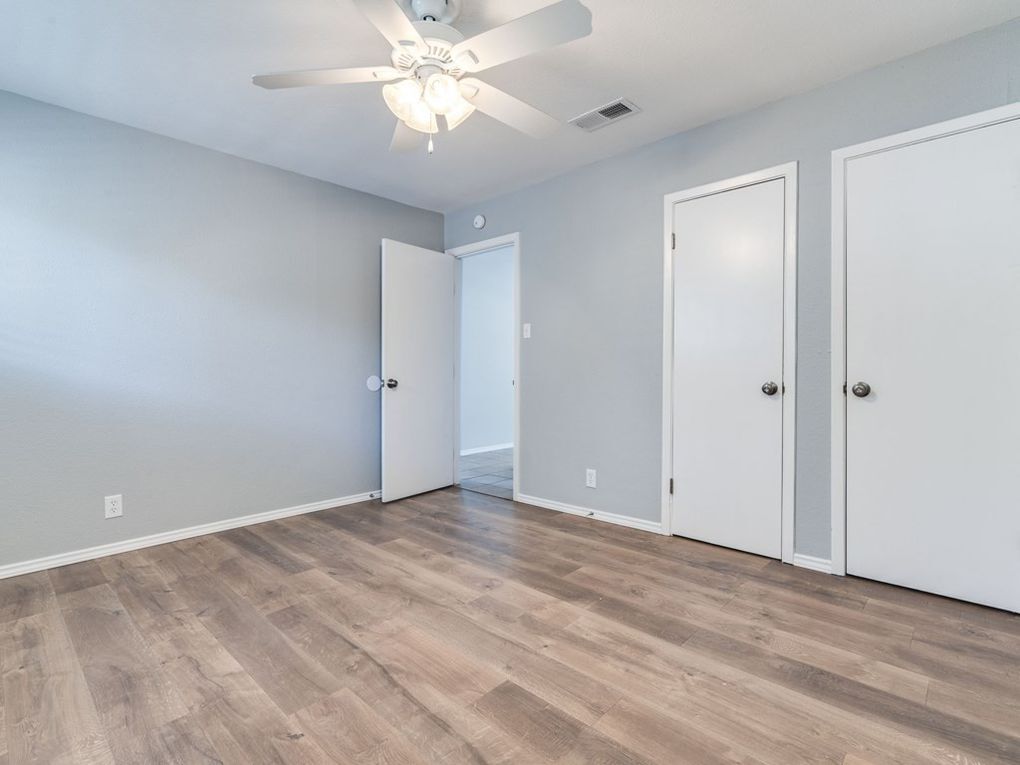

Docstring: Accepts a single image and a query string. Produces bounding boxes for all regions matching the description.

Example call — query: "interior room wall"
[0,90,443,570]
[444,19,1020,559]
[459,246,514,454]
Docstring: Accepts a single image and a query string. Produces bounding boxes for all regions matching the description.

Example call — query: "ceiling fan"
[252,0,592,154]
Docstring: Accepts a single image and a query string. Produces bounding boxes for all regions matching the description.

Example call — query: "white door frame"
[661,163,798,563]
[829,102,1020,577]
[447,233,521,501]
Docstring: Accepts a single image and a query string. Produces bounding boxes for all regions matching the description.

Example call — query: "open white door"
[381,239,455,502]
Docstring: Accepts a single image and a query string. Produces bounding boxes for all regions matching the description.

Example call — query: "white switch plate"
[104,494,123,519]
[585,469,597,488]
[522,323,531,339]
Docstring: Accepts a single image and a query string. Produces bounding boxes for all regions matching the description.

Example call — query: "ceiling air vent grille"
[569,99,640,132]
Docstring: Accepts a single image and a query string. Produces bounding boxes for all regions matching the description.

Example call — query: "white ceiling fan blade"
[452,0,592,73]
[252,66,404,89]
[390,120,425,152]
[354,0,426,52]
[460,78,559,138]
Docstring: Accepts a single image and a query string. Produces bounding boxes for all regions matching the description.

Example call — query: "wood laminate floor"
[1,488,1019,764]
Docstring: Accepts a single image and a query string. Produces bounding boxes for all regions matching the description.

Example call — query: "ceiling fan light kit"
[252,0,592,155]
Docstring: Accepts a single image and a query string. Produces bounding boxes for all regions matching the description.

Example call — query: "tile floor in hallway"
[458,447,513,499]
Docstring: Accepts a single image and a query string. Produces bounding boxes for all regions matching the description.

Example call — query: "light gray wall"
[445,19,1020,558]
[0,90,442,568]
[459,246,514,453]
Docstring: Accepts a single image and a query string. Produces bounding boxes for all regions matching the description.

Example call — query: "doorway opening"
[449,234,520,501]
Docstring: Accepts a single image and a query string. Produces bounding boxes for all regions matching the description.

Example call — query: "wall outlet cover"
[104,494,123,519]
[585,469,597,488]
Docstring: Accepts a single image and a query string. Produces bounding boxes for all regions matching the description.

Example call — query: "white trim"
[793,554,833,574]
[831,136,848,577]
[661,162,798,563]
[446,232,520,259]
[830,102,1020,578]
[516,494,665,535]
[448,232,521,502]
[0,491,380,581]
[460,442,514,456]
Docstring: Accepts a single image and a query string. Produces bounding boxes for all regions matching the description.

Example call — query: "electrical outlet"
[104,494,123,519]
[585,469,597,489]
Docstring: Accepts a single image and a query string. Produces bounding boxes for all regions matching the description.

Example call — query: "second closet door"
[844,115,1020,612]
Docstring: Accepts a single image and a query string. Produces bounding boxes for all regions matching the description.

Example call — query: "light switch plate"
[523,323,531,339]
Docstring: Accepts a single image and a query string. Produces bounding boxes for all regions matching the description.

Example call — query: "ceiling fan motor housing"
[391,20,465,77]
[409,0,460,24]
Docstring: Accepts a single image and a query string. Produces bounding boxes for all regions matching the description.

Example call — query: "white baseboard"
[460,442,514,456]
[516,493,665,535]
[793,553,834,574]
[0,491,380,581]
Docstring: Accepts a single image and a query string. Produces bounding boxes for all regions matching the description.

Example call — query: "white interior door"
[671,178,786,558]
[381,239,455,502]
[845,116,1020,613]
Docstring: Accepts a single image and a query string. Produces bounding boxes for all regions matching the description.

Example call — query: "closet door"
[845,115,1020,612]
[671,178,786,558]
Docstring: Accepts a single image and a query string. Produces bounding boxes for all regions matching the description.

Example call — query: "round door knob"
[851,381,871,398]
[385,378,398,389]
[761,381,779,396]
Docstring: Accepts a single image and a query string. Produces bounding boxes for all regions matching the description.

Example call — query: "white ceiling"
[2,1,1018,211]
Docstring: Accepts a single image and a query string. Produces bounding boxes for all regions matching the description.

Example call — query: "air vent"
[568,99,641,132]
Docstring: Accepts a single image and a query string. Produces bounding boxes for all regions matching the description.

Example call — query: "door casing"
[447,233,521,502]
[830,101,1020,577]
[661,163,798,564]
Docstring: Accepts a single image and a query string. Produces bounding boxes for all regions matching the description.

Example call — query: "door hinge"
[843,382,847,396]
[671,233,676,250]
[669,478,674,495]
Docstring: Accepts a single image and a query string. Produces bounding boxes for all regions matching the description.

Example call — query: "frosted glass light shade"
[423,73,462,115]
[444,96,475,130]
[382,79,423,121]
[405,99,438,134]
